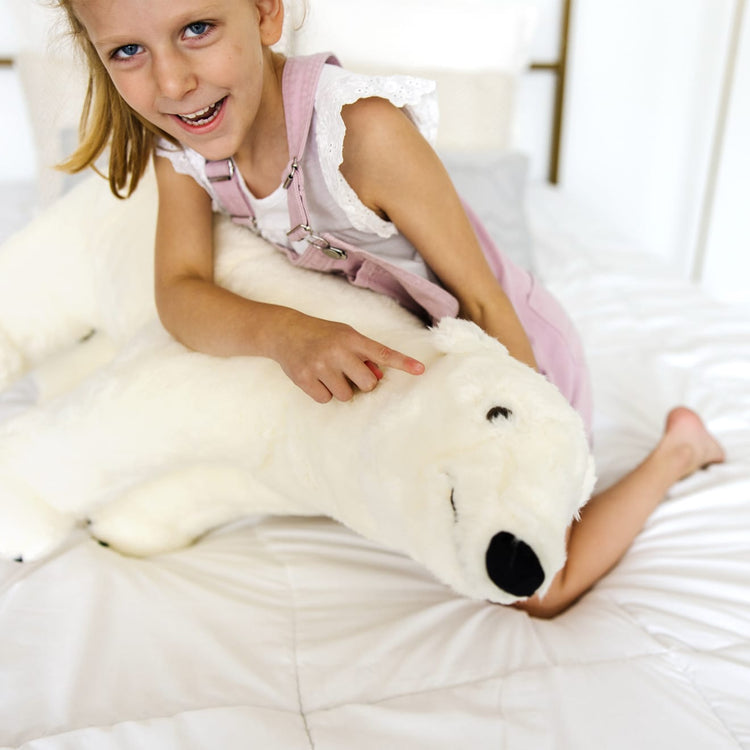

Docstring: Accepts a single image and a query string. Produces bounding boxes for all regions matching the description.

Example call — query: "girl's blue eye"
[185,22,211,38]
[113,43,141,60]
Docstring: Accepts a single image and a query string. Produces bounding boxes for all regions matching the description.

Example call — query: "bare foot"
[661,407,725,479]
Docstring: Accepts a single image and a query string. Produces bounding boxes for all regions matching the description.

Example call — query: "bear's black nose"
[485,531,545,597]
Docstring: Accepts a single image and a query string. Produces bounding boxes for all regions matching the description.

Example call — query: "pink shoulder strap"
[204,53,339,235]
[281,53,340,184]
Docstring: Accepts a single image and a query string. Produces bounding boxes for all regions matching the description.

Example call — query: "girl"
[56,0,724,617]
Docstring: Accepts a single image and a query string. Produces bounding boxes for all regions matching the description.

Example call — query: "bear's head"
[355,318,596,605]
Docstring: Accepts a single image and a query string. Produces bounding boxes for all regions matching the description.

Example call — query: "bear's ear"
[430,318,509,356]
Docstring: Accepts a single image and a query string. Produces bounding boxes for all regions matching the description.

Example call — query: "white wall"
[561,0,746,298]
[699,2,750,307]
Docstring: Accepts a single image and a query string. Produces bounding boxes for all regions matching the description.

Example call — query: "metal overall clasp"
[206,157,258,233]
[288,223,348,260]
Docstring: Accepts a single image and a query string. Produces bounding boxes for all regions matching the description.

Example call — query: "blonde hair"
[54,0,175,198]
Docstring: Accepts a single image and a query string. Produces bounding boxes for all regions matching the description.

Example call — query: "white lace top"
[154,64,438,246]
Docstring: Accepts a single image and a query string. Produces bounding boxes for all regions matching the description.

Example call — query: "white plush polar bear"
[0,170,595,605]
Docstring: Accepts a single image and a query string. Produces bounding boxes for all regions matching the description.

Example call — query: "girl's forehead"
[74,0,241,25]
[74,0,244,38]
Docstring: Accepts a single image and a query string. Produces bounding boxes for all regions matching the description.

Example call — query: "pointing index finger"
[371,343,425,376]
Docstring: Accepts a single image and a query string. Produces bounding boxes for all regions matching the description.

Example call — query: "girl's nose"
[153,49,198,102]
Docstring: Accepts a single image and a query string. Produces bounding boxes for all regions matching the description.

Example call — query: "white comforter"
[1,186,748,749]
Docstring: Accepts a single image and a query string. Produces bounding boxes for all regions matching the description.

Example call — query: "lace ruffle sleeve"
[314,66,439,238]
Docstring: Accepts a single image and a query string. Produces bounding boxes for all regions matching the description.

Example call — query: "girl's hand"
[273,312,424,403]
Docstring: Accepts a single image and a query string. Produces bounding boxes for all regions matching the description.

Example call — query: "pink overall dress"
[204,53,593,437]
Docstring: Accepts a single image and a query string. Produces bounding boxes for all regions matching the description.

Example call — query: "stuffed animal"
[0,170,596,605]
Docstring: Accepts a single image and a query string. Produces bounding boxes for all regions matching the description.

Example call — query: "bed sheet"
[1,186,749,749]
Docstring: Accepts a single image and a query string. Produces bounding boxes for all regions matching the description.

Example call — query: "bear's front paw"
[87,511,197,557]
[87,491,200,557]
[0,475,77,562]
[86,465,258,556]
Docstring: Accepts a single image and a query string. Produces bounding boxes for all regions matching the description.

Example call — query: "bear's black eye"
[486,405,513,422]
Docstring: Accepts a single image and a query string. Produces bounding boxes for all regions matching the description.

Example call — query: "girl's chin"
[181,136,240,164]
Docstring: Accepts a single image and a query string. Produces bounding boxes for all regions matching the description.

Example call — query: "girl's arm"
[153,155,424,402]
[339,97,537,371]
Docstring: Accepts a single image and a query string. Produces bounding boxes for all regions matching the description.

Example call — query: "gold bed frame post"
[530,0,573,184]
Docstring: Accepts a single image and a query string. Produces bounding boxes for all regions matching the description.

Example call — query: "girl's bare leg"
[517,407,725,618]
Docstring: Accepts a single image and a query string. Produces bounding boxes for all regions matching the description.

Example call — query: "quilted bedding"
[0,184,748,749]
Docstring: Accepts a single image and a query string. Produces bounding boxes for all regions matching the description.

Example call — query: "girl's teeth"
[178,100,222,125]
[186,105,211,118]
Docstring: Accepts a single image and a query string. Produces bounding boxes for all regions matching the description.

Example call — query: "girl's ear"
[257,0,285,46]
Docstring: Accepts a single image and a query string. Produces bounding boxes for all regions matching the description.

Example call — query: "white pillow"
[348,64,517,153]
[15,49,89,208]
[6,0,53,51]
[8,0,89,206]
[425,71,517,153]
[440,150,535,272]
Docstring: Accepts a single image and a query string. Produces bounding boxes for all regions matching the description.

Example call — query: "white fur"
[0,324,24,392]
[0,169,595,604]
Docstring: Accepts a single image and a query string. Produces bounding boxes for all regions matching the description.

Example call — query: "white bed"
[1,177,748,749]
[1,1,750,747]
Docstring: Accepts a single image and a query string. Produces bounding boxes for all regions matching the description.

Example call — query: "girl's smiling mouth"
[172,97,227,131]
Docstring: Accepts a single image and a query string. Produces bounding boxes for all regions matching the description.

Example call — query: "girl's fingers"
[364,360,384,380]
[326,375,356,402]
[367,343,425,376]
[324,358,383,401]
[403,355,426,375]
[307,351,420,404]
[340,359,379,398]
[306,380,334,404]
